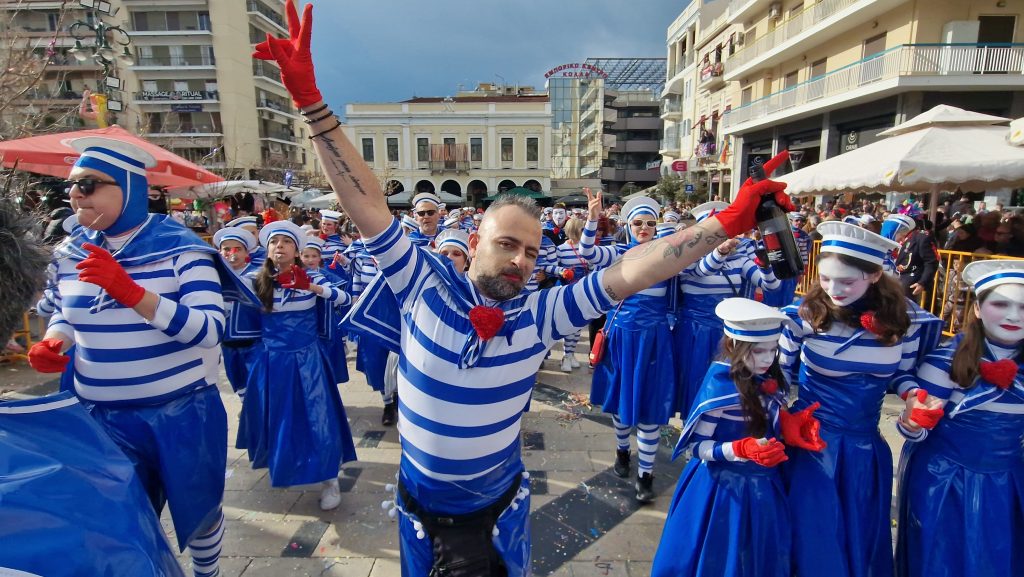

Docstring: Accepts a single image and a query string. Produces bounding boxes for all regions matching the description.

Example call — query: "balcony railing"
[723,44,1024,130]
[261,131,296,142]
[661,97,683,116]
[727,0,860,72]
[258,99,291,112]
[135,55,215,67]
[660,126,680,152]
[136,89,218,101]
[428,143,469,173]
[247,0,286,30]
[252,61,282,83]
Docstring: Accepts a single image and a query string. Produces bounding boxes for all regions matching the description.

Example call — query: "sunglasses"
[67,177,118,195]
[631,219,658,229]
[415,210,437,217]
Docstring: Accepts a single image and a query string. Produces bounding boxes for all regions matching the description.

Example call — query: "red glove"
[714,150,795,237]
[732,437,789,467]
[76,243,145,308]
[252,1,322,108]
[780,401,828,452]
[28,338,69,373]
[909,389,944,430]
[277,265,312,290]
[560,268,575,283]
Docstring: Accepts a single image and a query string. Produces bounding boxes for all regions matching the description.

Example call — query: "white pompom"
[413,521,423,532]
[388,508,398,519]
[385,483,396,492]
[492,527,500,537]
[381,500,392,510]
[416,530,426,540]
[511,502,519,511]
[521,471,530,480]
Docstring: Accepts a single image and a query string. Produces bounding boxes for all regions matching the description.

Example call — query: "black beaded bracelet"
[300,103,329,117]
[303,111,335,124]
[309,120,342,140]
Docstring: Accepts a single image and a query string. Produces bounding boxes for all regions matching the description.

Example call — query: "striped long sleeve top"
[363,218,617,484]
[680,248,780,298]
[47,250,225,405]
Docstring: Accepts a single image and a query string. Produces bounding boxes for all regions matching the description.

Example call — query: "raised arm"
[253,1,391,237]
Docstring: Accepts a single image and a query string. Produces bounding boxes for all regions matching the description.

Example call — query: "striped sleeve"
[577,219,600,260]
[688,249,727,278]
[36,260,60,317]
[538,238,559,275]
[897,352,956,442]
[778,320,805,386]
[686,409,742,462]
[362,218,431,307]
[147,252,225,348]
[741,257,780,290]
[580,243,620,269]
[312,273,351,306]
[889,323,928,397]
[535,269,617,344]
[45,281,74,342]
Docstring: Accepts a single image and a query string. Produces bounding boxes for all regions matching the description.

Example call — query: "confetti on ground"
[557,392,593,426]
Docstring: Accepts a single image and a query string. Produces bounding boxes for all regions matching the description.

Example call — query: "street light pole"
[67,1,133,117]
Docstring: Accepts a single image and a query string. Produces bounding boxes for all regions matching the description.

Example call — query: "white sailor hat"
[656,223,677,239]
[859,214,877,225]
[213,226,257,252]
[543,207,553,214]
[319,209,342,223]
[715,297,790,342]
[448,208,462,220]
[881,213,916,240]
[435,228,471,259]
[442,215,460,228]
[962,259,1024,294]
[843,215,862,225]
[258,220,304,248]
[226,215,258,229]
[438,203,447,211]
[691,201,730,223]
[663,210,680,223]
[411,192,441,208]
[621,196,660,222]
[303,236,325,252]
[401,214,419,229]
[788,211,806,222]
[817,221,898,266]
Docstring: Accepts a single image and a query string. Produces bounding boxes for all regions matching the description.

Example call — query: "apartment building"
[663,0,1024,200]
[342,84,552,206]
[0,0,319,182]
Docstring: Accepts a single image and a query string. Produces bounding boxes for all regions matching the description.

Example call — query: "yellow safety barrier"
[795,241,1024,338]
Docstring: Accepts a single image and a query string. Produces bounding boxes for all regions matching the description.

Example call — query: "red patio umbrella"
[0,125,223,187]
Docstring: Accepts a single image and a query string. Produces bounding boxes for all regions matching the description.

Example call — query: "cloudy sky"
[306,1,689,108]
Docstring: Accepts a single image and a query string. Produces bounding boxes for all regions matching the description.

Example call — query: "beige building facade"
[343,87,552,206]
[663,0,1024,200]
[1,0,318,182]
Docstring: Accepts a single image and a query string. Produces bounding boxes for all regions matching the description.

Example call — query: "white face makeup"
[552,209,567,227]
[748,342,779,375]
[978,284,1024,345]
[817,257,876,307]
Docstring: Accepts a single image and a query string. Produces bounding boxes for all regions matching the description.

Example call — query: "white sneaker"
[560,356,573,373]
[319,478,341,511]
[569,355,581,369]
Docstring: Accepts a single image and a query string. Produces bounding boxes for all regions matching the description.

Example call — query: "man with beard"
[253,3,792,574]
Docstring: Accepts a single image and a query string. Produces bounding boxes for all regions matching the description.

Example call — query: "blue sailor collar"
[949,338,1024,417]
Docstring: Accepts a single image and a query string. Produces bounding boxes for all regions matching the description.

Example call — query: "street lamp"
[67,2,133,117]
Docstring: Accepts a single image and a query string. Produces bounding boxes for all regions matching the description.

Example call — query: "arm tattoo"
[661,224,725,260]
[604,283,620,301]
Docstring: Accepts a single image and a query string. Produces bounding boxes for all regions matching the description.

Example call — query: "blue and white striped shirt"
[680,248,780,298]
[48,251,225,405]
[364,218,617,483]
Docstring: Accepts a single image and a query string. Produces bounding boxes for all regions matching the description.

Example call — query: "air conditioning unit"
[768,2,782,20]
[735,31,745,46]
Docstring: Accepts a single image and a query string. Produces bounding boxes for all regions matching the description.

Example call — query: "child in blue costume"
[779,221,942,577]
[675,201,780,418]
[317,208,349,268]
[585,194,678,502]
[242,220,357,511]
[895,259,1024,577]
[652,298,823,577]
[214,226,262,449]
[26,137,256,577]
[301,235,351,384]
[225,215,265,267]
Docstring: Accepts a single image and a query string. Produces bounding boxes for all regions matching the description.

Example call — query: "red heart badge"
[860,311,881,336]
[980,358,1019,390]
[761,379,779,395]
[468,305,504,341]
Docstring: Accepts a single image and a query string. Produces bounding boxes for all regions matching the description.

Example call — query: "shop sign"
[140,90,206,101]
[544,62,609,79]
[171,103,203,112]
[671,160,688,172]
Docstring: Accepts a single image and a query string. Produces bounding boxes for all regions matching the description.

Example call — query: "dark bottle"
[750,164,803,280]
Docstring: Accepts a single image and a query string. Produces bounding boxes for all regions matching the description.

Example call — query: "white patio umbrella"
[302,191,339,210]
[166,180,303,199]
[777,105,1024,218]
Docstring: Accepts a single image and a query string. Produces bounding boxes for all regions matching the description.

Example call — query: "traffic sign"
[671,160,688,172]
[684,184,695,193]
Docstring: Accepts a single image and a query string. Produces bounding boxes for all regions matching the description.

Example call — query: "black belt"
[222,339,257,349]
[398,475,522,577]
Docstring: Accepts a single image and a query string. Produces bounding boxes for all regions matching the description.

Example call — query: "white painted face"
[747,342,779,375]
[552,208,567,227]
[977,284,1024,346]
[817,256,878,307]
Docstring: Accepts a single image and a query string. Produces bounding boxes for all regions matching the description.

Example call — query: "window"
[810,58,826,79]
[361,138,374,162]
[784,70,798,89]
[47,13,59,31]
[142,80,158,92]
[166,12,180,30]
[526,138,538,162]
[741,86,753,106]
[470,137,482,162]
[133,12,149,31]
[501,137,513,162]
[417,138,429,162]
[863,32,886,59]
[198,12,211,31]
[387,137,398,162]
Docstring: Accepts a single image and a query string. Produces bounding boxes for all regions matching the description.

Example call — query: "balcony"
[661,97,683,120]
[660,125,680,155]
[603,107,618,124]
[429,143,469,174]
[134,89,219,103]
[252,61,283,84]
[260,130,298,145]
[698,61,725,91]
[258,99,299,120]
[134,55,215,69]
[725,0,905,81]
[723,43,1024,134]
[247,0,287,33]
